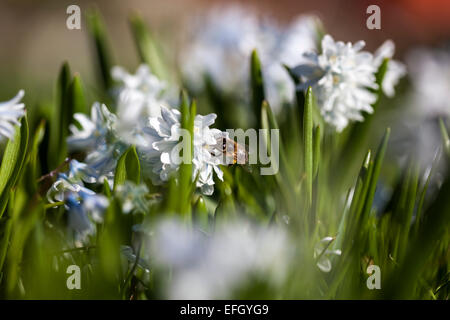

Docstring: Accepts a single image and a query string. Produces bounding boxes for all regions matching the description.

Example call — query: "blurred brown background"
[0,0,449,104]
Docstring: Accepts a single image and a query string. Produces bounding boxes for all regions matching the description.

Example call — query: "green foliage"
[114,146,141,190]
[0,116,29,218]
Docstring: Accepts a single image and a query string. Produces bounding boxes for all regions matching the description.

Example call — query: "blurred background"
[1,0,450,106]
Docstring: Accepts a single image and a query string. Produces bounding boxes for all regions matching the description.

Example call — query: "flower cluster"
[140,106,227,195]
[66,65,228,196]
[150,218,291,299]
[181,5,320,112]
[47,160,109,240]
[293,35,405,132]
[67,102,125,185]
[0,90,26,141]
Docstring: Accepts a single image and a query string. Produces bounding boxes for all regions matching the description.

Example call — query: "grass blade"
[49,62,71,168]
[250,50,265,128]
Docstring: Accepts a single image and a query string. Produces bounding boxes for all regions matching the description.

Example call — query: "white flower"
[406,48,450,118]
[373,40,406,97]
[140,107,225,195]
[0,90,25,140]
[150,218,291,299]
[293,35,379,132]
[112,64,176,146]
[314,236,341,273]
[181,6,321,113]
[79,189,109,223]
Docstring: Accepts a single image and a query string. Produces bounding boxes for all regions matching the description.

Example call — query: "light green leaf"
[312,125,321,179]
[49,62,71,168]
[68,74,87,115]
[178,95,196,218]
[0,116,29,218]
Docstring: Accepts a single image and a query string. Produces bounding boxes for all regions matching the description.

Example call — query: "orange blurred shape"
[398,0,450,25]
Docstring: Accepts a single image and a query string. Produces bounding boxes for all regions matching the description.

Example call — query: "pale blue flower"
[78,189,109,223]
[115,181,150,214]
[48,168,109,241]
[67,102,116,152]
[66,194,95,240]
[46,173,84,203]
[67,159,99,184]
[67,103,123,185]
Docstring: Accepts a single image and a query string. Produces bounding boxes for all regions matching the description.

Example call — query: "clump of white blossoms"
[111,64,177,146]
[139,107,226,195]
[0,90,25,140]
[150,218,291,299]
[294,35,379,132]
[67,102,125,185]
[181,5,321,112]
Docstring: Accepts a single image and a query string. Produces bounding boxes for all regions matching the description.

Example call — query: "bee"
[210,134,249,166]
